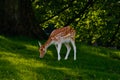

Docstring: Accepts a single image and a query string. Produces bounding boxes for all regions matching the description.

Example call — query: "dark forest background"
[0,0,120,49]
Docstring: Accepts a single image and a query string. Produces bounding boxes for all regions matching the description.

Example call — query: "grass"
[0,35,120,80]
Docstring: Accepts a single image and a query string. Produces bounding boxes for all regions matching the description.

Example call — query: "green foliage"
[32,0,120,48]
[32,0,88,28]
[0,35,120,80]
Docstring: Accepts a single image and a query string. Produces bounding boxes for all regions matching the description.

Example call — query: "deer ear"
[38,41,41,47]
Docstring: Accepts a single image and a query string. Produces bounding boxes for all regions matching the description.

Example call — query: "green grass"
[0,35,120,80]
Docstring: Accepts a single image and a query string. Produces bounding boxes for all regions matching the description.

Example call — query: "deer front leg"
[64,43,71,60]
[55,43,62,61]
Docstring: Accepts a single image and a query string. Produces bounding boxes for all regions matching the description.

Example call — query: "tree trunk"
[0,0,48,39]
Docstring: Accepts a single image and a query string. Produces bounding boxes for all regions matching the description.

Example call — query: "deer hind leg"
[71,40,76,60]
[55,43,62,61]
[64,43,71,60]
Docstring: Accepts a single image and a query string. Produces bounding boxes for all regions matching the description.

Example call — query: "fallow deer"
[38,26,76,60]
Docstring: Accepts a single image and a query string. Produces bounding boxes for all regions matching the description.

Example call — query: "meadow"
[0,35,120,80]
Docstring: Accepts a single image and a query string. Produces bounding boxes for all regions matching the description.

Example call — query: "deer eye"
[40,48,44,51]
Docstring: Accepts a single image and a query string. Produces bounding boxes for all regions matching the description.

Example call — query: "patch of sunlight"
[35,5,39,9]
[0,35,9,41]
[97,52,108,57]
[48,66,70,71]
[1,51,45,68]
[46,65,79,77]
[0,35,5,39]
[80,45,109,58]
[0,51,19,58]
[114,51,120,55]
[4,56,46,70]
[90,47,109,58]
[47,50,54,57]
[24,44,38,50]
[75,18,80,21]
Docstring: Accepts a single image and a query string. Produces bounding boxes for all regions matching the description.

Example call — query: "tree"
[1,0,119,48]
[32,0,120,48]
[0,0,47,39]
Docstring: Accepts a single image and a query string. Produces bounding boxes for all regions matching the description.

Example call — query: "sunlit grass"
[0,35,120,80]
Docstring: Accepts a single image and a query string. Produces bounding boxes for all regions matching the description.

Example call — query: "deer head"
[38,41,46,58]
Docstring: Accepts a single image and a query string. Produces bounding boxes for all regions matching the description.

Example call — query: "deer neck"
[43,38,52,50]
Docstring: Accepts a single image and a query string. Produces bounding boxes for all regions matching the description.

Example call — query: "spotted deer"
[38,26,76,60]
